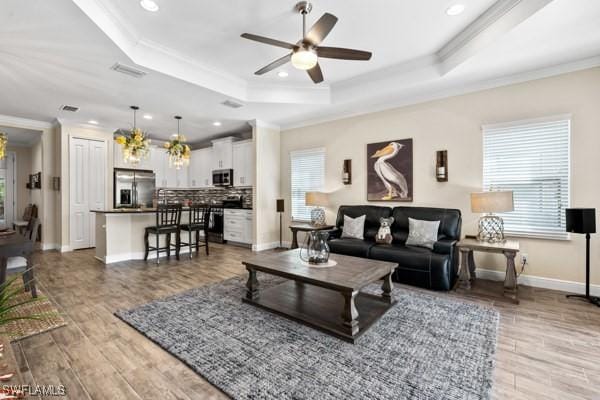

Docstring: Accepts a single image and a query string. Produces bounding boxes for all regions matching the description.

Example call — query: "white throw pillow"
[341,215,366,240]
[405,218,440,249]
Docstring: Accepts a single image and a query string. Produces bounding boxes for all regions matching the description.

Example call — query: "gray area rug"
[116,276,499,400]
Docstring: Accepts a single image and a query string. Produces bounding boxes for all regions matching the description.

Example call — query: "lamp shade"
[305,191,328,207]
[471,191,514,213]
[566,208,596,234]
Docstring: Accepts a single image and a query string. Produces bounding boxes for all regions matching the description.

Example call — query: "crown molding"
[280,56,600,131]
[0,114,54,131]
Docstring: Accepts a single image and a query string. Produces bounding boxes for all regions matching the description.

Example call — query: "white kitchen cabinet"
[189,149,200,188]
[211,137,233,170]
[224,209,252,245]
[165,161,177,187]
[148,145,189,188]
[150,146,167,187]
[233,140,253,187]
[189,148,212,188]
[176,167,189,188]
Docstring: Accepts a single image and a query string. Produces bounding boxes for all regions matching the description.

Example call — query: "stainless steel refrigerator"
[114,168,156,208]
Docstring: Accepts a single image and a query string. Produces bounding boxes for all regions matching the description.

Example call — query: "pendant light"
[115,105,151,165]
[165,115,191,170]
[0,132,7,160]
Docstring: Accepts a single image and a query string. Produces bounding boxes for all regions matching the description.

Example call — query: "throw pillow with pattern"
[405,217,440,249]
[341,215,366,240]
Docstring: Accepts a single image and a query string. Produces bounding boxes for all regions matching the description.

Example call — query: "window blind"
[482,117,570,240]
[290,148,325,221]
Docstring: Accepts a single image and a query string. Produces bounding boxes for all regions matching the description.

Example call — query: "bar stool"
[144,204,182,264]
[179,204,210,258]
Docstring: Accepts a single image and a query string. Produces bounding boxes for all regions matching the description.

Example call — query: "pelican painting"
[367,139,413,201]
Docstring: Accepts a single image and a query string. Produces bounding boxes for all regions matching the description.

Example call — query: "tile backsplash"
[156,187,252,208]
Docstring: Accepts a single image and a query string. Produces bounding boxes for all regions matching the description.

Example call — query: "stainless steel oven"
[212,169,233,187]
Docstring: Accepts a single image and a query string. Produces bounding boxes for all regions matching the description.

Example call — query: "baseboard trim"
[476,268,600,296]
[60,245,71,253]
[41,243,58,251]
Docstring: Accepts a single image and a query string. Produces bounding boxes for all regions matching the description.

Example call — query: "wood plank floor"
[9,244,600,399]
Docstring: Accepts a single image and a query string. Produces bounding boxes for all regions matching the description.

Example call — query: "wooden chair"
[7,217,40,298]
[13,204,37,235]
[144,204,182,264]
[178,205,210,259]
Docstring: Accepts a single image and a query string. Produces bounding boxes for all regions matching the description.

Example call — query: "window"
[290,148,325,221]
[482,116,570,240]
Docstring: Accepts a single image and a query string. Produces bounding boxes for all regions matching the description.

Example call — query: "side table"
[289,223,334,249]
[456,238,520,303]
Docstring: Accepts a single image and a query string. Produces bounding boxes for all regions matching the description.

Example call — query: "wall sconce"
[343,159,352,185]
[436,150,448,182]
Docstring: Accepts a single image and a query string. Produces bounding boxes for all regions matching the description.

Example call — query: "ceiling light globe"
[140,0,159,12]
[291,49,318,70]
[446,4,465,16]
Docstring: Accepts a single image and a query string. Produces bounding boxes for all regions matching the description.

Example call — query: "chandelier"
[164,116,191,170]
[0,132,7,160]
[114,106,151,165]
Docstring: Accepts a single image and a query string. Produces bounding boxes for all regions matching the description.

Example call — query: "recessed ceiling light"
[446,4,465,16]
[277,71,289,78]
[213,121,222,127]
[88,120,99,125]
[140,0,159,12]
[143,114,153,120]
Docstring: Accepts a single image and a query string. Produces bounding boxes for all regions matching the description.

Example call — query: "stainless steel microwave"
[212,169,233,186]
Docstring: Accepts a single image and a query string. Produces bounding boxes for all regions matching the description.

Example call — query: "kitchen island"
[92,206,252,264]
[93,209,171,264]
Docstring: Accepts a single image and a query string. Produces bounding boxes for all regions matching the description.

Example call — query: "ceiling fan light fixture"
[291,49,318,70]
[446,4,465,16]
[140,0,159,12]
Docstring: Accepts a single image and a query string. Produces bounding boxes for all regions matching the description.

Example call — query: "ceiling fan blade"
[305,13,338,46]
[307,63,324,84]
[316,47,372,60]
[241,33,296,50]
[254,53,292,75]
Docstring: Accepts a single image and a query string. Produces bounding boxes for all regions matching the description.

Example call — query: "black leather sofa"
[327,205,462,291]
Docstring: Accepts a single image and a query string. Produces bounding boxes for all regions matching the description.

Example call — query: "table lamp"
[305,191,328,226]
[471,191,514,242]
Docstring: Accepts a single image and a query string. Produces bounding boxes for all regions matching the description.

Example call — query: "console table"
[456,238,520,303]
[289,223,334,249]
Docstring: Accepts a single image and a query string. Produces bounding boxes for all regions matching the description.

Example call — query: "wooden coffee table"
[242,249,398,343]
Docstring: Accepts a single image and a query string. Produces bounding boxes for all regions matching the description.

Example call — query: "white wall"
[281,67,600,286]
[252,121,281,251]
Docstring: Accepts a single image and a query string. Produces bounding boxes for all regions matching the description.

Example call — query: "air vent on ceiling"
[221,99,244,109]
[60,105,80,112]
[111,62,147,78]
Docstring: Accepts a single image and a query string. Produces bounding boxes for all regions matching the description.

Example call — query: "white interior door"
[70,137,107,250]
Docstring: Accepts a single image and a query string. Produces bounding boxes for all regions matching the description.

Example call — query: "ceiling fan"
[241,1,372,84]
